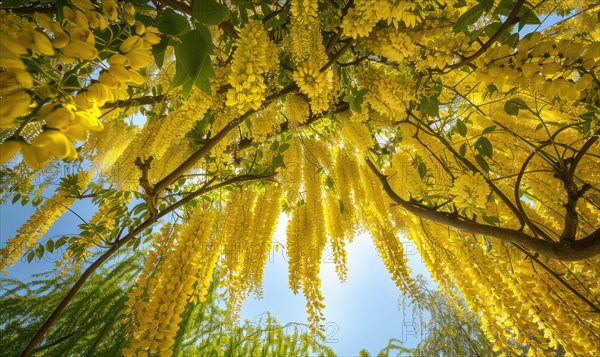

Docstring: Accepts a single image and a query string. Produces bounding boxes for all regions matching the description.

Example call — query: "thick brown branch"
[365,156,600,261]
[561,134,599,241]
[514,142,556,241]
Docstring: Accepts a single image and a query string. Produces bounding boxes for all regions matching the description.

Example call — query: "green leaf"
[483,22,513,45]
[27,250,35,263]
[32,196,43,207]
[193,0,228,25]
[194,24,215,55]
[417,162,427,179]
[505,32,520,47]
[55,236,67,249]
[477,0,494,12]
[46,240,55,253]
[518,6,541,30]
[155,8,189,36]
[475,154,490,172]
[11,194,21,205]
[459,143,467,157]
[175,27,213,94]
[482,214,500,225]
[482,125,496,134]
[350,97,362,113]
[419,96,440,117]
[475,137,493,158]
[272,153,285,168]
[324,175,334,190]
[495,0,517,16]
[152,35,170,69]
[270,141,279,152]
[194,73,212,95]
[35,244,44,259]
[456,119,468,137]
[132,203,147,215]
[278,143,290,153]
[453,4,485,33]
[355,88,369,99]
[504,98,528,116]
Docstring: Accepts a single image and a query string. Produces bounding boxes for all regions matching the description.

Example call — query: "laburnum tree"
[0,0,598,356]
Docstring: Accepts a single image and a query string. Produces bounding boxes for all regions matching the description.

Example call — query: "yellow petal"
[31,130,74,158]
[62,40,98,60]
[0,140,22,164]
[21,143,53,168]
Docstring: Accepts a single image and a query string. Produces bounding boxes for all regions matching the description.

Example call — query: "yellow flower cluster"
[341,0,444,38]
[293,62,334,113]
[288,0,335,113]
[226,20,273,112]
[296,155,328,330]
[289,1,325,64]
[124,209,218,357]
[367,28,416,63]
[0,10,35,38]
[424,32,471,69]
[1,103,104,167]
[279,139,304,204]
[450,172,490,217]
[0,5,160,169]
[474,34,598,103]
[218,187,283,317]
[74,27,159,110]
[123,223,171,335]
[340,0,379,38]
[0,172,90,274]
[0,36,33,129]
[32,9,98,63]
[386,151,428,200]
[283,94,310,127]
[251,103,279,142]
[290,0,318,26]
[360,67,414,119]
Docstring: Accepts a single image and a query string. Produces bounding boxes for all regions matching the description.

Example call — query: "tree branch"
[445,0,525,71]
[101,95,167,109]
[560,133,598,241]
[365,156,600,261]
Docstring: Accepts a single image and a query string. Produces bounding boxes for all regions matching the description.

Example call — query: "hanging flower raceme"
[124,209,219,357]
[292,62,334,113]
[450,172,490,217]
[225,20,274,113]
[0,171,91,274]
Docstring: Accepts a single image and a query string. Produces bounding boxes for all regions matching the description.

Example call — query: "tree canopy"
[0,0,599,356]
